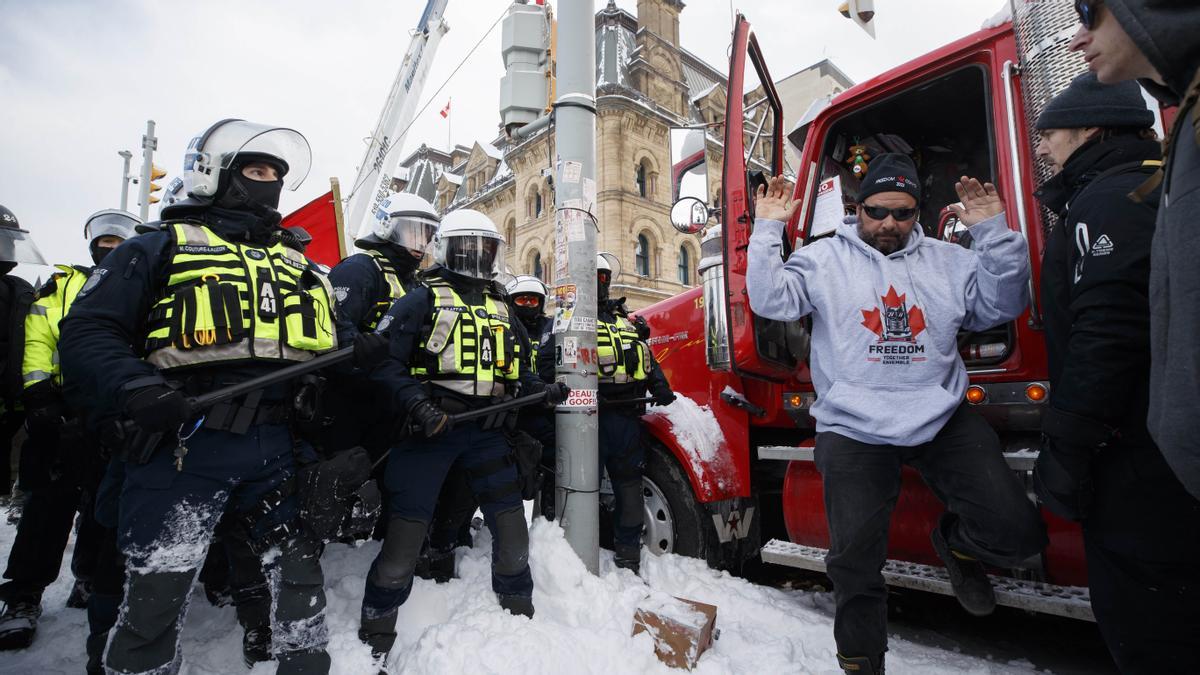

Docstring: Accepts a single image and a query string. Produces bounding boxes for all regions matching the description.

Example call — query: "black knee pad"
[492,506,530,577]
[368,517,429,590]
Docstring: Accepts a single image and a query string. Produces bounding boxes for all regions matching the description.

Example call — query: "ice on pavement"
[0,511,1044,674]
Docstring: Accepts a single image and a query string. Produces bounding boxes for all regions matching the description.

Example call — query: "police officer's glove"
[631,315,651,341]
[408,398,450,438]
[652,389,677,406]
[22,380,63,436]
[123,384,194,434]
[353,332,390,370]
[542,382,571,407]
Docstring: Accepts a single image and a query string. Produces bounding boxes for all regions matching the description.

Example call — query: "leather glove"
[631,315,651,341]
[652,389,677,406]
[353,332,391,370]
[543,382,571,407]
[408,398,450,438]
[1033,436,1095,522]
[123,384,194,433]
[22,381,63,435]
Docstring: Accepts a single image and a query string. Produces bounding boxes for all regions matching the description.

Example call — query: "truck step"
[760,539,1093,622]
[757,446,1038,471]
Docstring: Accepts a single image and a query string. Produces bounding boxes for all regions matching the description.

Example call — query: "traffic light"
[147,164,167,204]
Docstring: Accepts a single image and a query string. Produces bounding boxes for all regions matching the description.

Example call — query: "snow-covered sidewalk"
[0,512,1043,674]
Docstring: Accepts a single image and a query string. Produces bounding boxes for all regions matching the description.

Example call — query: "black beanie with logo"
[857,153,922,204]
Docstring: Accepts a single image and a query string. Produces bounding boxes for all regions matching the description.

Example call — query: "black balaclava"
[90,241,118,266]
[213,158,285,238]
[511,295,544,330]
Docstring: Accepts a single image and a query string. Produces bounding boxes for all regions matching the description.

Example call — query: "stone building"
[391,0,848,310]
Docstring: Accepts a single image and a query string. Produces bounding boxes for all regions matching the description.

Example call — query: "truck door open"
[722,15,800,382]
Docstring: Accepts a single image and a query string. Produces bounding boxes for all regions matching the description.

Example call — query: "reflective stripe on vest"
[412,281,521,398]
[596,316,650,384]
[144,223,337,370]
[22,265,89,388]
[363,249,407,331]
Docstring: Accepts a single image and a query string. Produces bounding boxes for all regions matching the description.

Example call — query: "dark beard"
[858,224,904,255]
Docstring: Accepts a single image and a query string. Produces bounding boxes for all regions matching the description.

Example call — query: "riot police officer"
[317,192,440,459]
[592,252,675,573]
[0,210,138,651]
[506,275,558,517]
[0,205,39,512]
[59,119,334,674]
[358,209,568,665]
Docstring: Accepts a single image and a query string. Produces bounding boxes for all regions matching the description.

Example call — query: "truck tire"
[642,440,711,561]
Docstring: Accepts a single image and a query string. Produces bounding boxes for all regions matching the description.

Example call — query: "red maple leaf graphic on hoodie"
[861,285,925,341]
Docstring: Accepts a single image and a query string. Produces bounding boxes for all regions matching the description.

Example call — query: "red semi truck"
[631,7,1116,621]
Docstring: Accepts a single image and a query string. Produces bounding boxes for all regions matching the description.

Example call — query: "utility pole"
[137,120,157,222]
[552,0,599,573]
[118,150,133,212]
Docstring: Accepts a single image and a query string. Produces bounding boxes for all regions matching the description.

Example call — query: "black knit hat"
[1035,72,1154,130]
[857,153,921,204]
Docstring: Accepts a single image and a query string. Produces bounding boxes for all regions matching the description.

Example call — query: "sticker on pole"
[552,284,577,334]
[562,336,579,364]
[561,387,597,408]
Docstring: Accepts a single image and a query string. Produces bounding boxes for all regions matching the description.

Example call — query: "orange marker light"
[788,394,803,408]
[965,386,987,405]
[1025,383,1047,402]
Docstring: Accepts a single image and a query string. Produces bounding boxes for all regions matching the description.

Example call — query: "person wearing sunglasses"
[1031,68,1200,675]
[747,154,1047,675]
[1070,2,1200,509]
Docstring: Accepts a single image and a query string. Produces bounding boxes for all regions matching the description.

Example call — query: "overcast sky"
[0,0,1002,280]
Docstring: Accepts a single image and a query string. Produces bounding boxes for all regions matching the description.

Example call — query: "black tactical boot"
[66,579,91,609]
[931,523,996,617]
[359,609,399,662]
[613,543,641,575]
[0,598,41,650]
[837,653,884,674]
[242,625,272,667]
[498,594,534,618]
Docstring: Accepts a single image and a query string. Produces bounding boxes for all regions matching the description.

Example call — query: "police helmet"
[182,119,311,202]
[597,251,621,302]
[0,204,48,266]
[505,274,548,301]
[432,209,506,280]
[356,192,440,256]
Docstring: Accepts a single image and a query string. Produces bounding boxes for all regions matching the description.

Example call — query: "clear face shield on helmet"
[376,212,439,256]
[183,120,313,198]
[440,233,507,280]
[0,227,47,266]
[84,210,140,244]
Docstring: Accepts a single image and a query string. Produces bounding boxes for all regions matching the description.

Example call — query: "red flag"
[281,190,345,268]
[440,99,451,118]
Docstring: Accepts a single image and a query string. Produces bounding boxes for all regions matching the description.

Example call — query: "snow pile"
[0,511,1044,674]
[982,2,1012,29]
[649,395,726,482]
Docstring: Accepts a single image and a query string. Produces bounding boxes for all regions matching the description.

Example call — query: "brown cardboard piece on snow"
[631,596,718,669]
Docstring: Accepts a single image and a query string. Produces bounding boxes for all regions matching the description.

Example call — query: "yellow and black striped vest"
[597,315,650,384]
[412,279,521,398]
[144,222,337,370]
[22,265,89,388]
[363,248,408,331]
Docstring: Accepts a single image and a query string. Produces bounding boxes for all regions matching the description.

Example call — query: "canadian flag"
[440,99,451,118]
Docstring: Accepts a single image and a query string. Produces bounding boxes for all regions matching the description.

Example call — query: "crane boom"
[343,0,450,252]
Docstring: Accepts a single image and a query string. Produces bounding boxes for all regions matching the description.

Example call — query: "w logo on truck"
[712,506,755,543]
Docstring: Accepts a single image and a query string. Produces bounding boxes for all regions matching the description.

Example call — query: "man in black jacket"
[0,205,38,509]
[1032,71,1200,672]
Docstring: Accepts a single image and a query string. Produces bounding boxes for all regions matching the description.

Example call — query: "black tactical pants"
[813,404,1047,662]
[1084,440,1200,673]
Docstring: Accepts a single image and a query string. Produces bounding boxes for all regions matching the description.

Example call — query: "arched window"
[635,163,647,198]
[677,245,690,285]
[535,191,543,217]
[635,234,650,276]
[532,252,543,281]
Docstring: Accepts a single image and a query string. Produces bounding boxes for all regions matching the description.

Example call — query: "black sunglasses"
[861,204,919,222]
[1075,0,1102,29]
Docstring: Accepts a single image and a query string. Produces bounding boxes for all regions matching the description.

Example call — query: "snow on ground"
[0,509,1045,675]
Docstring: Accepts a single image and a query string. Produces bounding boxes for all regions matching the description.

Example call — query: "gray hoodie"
[1106,0,1200,499]
[747,213,1029,446]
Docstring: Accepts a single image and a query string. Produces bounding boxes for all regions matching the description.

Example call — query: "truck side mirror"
[669,126,711,234]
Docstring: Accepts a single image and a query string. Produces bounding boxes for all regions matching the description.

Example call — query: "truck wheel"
[642,441,710,560]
